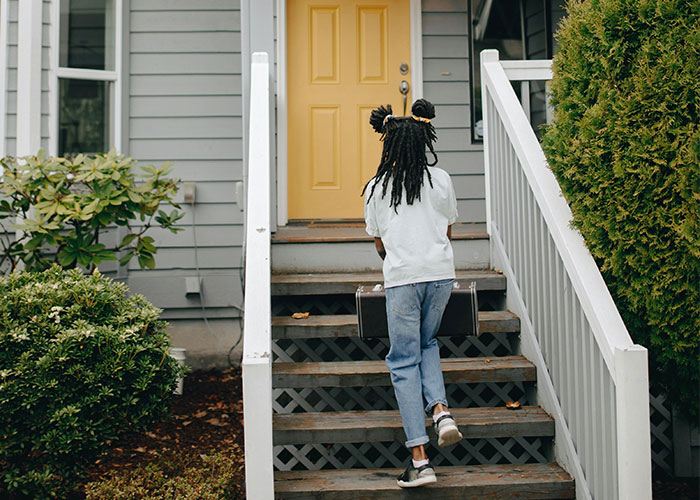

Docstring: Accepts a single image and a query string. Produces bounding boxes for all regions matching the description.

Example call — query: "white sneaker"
[397,460,437,488]
[433,414,463,447]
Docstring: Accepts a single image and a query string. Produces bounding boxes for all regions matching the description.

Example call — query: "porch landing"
[272,222,488,243]
[271,222,490,272]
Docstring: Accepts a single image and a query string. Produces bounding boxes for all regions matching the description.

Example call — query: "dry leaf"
[506,401,521,410]
[484,359,491,364]
[182,420,192,426]
[134,447,147,453]
[205,418,227,427]
[194,410,208,419]
[291,312,310,319]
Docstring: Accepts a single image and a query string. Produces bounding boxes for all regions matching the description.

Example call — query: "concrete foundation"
[166,318,243,371]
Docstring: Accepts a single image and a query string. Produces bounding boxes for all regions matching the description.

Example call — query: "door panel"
[287,0,411,219]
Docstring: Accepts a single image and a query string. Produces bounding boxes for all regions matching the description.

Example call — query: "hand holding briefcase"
[355,281,479,340]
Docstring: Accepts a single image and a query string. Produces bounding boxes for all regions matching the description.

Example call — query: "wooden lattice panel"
[272,333,514,363]
[649,387,674,475]
[274,436,550,471]
[273,382,528,414]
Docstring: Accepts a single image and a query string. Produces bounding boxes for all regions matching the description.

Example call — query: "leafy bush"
[83,451,244,500]
[0,149,183,273]
[542,0,699,417]
[0,267,184,498]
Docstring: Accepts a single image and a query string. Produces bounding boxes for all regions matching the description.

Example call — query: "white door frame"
[275,0,424,226]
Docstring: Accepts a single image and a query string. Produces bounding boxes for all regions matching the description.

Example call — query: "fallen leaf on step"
[484,359,491,364]
[506,401,521,410]
[291,312,310,319]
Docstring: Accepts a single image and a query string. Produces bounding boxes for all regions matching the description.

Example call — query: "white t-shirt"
[364,167,458,288]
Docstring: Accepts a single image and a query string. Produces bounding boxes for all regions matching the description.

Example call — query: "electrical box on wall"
[183,182,196,204]
[185,276,201,295]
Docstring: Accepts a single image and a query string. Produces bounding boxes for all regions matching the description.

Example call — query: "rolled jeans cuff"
[405,434,430,449]
[425,398,448,414]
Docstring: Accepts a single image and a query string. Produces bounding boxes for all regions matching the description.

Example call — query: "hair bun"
[411,99,435,120]
[369,104,393,133]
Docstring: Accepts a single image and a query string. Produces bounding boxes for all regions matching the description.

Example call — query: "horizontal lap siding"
[5,0,16,155]
[128,0,243,318]
[422,0,485,223]
[41,0,49,151]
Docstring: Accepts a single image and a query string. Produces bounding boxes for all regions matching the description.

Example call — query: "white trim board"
[17,0,42,157]
[275,0,424,227]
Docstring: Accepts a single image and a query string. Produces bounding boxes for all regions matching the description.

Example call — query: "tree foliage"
[542,0,699,417]
[0,150,183,273]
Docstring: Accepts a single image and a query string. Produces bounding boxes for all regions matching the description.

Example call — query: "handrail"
[242,52,274,499]
[483,53,630,374]
[481,49,651,500]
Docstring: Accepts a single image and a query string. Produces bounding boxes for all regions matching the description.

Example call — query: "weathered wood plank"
[271,311,520,339]
[273,406,553,445]
[272,222,488,244]
[274,463,575,499]
[270,270,505,296]
[272,356,536,388]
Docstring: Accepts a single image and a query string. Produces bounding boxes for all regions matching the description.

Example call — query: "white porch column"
[17,0,43,156]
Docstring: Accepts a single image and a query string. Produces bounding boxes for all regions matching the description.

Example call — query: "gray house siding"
[5,0,16,155]
[422,0,485,223]
[125,0,244,320]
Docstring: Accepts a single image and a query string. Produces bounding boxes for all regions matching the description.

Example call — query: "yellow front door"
[287,0,411,219]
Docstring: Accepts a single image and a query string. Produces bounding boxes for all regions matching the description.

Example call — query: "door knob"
[399,80,410,115]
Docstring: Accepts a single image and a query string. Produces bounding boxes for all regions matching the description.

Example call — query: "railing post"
[615,344,652,499]
[480,49,499,238]
[243,51,274,500]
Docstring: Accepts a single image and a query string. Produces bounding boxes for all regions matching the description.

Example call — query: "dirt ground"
[72,369,245,498]
[67,369,697,499]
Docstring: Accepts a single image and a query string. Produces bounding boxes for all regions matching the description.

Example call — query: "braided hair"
[361,99,438,211]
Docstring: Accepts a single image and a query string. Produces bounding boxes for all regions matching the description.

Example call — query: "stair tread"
[275,463,575,499]
[271,270,505,295]
[272,356,536,388]
[271,310,519,339]
[273,406,553,445]
[272,222,488,243]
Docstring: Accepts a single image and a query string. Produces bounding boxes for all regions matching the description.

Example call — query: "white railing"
[242,52,274,499]
[481,49,652,500]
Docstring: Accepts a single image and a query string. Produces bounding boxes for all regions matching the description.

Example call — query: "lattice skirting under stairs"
[274,436,551,471]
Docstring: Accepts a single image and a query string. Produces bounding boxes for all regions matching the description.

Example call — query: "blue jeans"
[385,279,453,448]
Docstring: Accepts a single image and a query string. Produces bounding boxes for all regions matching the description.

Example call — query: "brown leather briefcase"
[355,281,478,339]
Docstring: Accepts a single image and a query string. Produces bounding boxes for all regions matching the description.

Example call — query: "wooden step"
[274,463,575,499]
[272,356,536,388]
[272,310,520,339]
[271,270,505,296]
[272,222,489,243]
[273,406,553,445]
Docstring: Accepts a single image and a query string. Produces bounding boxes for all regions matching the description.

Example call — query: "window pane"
[58,79,110,156]
[59,0,116,70]
[470,0,523,140]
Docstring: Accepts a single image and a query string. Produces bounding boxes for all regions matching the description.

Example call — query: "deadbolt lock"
[399,62,409,74]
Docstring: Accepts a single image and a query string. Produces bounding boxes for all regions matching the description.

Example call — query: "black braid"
[362,99,438,211]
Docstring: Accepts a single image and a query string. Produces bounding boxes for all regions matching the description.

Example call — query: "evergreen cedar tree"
[362,99,439,211]
[542,0,699,418]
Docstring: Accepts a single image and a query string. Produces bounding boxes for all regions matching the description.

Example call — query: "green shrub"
[0,149,183,273]
[542,0,699,417]
[83,451,244,500]
[0,267,184,498]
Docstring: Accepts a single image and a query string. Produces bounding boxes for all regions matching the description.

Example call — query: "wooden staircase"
[268,270,575,498]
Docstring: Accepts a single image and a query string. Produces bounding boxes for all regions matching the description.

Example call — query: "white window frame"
[49,0,123,156]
